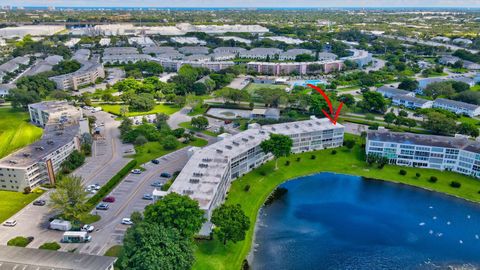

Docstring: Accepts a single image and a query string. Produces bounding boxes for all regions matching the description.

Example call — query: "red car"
[103,196,115,203]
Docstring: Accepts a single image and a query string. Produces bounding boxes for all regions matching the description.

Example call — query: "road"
[77,147,191,255]
[167,107,192,129]
[0,111,130,249]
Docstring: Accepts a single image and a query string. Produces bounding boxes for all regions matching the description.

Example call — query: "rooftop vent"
[225,145,232,150]
[216,149,223,154]
[47,140,54,145]
[242,138,248,142]
[308,123,313,126]
[294,124,299,128]
[232,141,239,146]
[249,135,254,139]
[193,172,204,177]
[189,178,200,184]
[199,163,209,168]
[8,160,17,164]
[35,146,44,151]
[183,190,194,195]
[22,153,31,157]
[202,158,212,162]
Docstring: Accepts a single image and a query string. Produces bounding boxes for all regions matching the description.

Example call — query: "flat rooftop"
[368,130,480,153]
[0,246,116,270]
[170,118,344,211]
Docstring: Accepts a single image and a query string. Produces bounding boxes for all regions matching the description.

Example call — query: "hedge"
[39,242,61,250]
[87,160,137,209]
[7,236,31,247]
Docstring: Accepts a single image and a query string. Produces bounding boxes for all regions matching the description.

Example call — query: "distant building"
[392,95,433,109]
[217,36,252,45]
[210,52,236,61]
[178,46,210,55]
[431,36,451,43]
[142,46,177,55]
[102,54,152,64]
[263,36,304,45]
[213,47,247,54]
[366,130,480,178]
[0,83,14,98]
[278,49,314,61]
[0,246,116,270]
[376,86,415,98]
[247,60,343,76]
[171,37,207,45]
[0,101,85,191]
[340,49,372,67]
[49,61,105,90]
[433,98,480,117]
[160,60,235,72]
[452,38,473,45]
[239,48,282,60]
[104,47,139,55]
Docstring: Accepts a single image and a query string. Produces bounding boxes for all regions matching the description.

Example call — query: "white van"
[62,231,92,243]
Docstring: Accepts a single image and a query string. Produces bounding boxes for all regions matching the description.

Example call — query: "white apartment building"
[213,47,247,54]
[162,117,344,233]
[239,48,283,60]
[49,61,105,90]
[102,54,152,64]
[278,49,314,61]
[340,49,372,67]
[0,101,85,191]
[392,95,433,109]
[366,130,480,178]
[160,60,235,72]
[376,86,415,98]
[433,98,480,117]
[247,60,344,76]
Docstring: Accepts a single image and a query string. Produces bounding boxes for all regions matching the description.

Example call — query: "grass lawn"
[471,85,480,91]
[244,83,288,95]
[458,116,480,126]
[0,108,43,159]
[193,134,480,270]
[104,245,123,257]
[336,85,360,92]
[128,137,208,166]
[0,189,44,223]
[98,104,181,117]
[179,122,218,137]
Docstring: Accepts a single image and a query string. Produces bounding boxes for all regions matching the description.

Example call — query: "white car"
[3,220,17,227]
[81,224,95,232]
[131,169,141,174]
[121,218,134,225]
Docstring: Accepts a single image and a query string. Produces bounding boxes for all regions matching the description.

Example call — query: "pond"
[253,173,480,269]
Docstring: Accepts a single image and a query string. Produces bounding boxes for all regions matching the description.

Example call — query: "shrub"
[429,176,438,183]
[244,184,250,192]
[450,181,461,188]
[23,186,31,194]
[310,154,316,160]
[7,236,31,247]
[39,242,61,250]
[399,169,407,176]
[284,160,290,166]
[242,259,250,270]
[415,173,421,178]
[331,150,337,155]
[260,171,267,176]
[296,157,301,162]
[86,160,137,209]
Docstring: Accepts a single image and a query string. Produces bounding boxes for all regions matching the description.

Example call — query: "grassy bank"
[0,189,44,223]
[179,122,217,137]
[193,135,480,270]
[0,108,43,159]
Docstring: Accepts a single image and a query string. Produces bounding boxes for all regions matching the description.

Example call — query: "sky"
[3,0,480,8]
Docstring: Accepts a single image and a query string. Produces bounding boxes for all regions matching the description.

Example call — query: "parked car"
[103,196,115,203]
[151,181,162,187]
[160,172,171,178]
[151,159,160,164]
[96,203,109,210]
[142,194,154,200]
[131,169,142,174]
[81,224,95,233]
[121,218,134,225]
[124,149,134,153]
[3,220,16,227]
[33,200,46,206]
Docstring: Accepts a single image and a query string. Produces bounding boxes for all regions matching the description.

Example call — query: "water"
[292,79,327,88]
[253,173,480,270]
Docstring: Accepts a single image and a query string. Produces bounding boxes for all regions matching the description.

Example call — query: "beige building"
[49,61,105,90]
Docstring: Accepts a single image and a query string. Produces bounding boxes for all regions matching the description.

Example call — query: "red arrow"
[307,84,344,125]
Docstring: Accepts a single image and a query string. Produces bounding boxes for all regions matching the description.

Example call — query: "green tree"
[118,222,194,270]
[119,118,133,135]
[255,88,288,107]
[398,78,419,91]
[422,111,457,135]
[143,193,205,238]
[457,122,480,138]
[423,81,455,98]
[129,93,155,112]
[344,139,356,151]
[52,60,81,75]
[8,88,41,110]
[49,176,88,221]
[162,135,179,150]
[211,204,250,245]
[358,92,387,113]
[383,112,396,127]
[191,116,209,130]
[337,94,355,106]
[260,134,293,170]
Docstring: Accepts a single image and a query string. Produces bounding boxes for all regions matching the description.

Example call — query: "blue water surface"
[253,173,480,270]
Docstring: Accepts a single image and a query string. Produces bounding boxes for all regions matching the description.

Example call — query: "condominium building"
[104,47,139,55]
[213,47,247,54]
[392,95,433,109]
[433,98,480,117]
[239,48,283,60]
[160,60,235,72]
[340,49,372,67]
[178,46,210,55]
[278,49,314,61]
[0,101,86,191]
[210,52,236,61]
[142,46,177,55]
[102,54,152,64]
[366,130,480,178]
[376,86,415,98]
[162,117,344,231]
[49,61,105,90]
[247,60,343,76]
